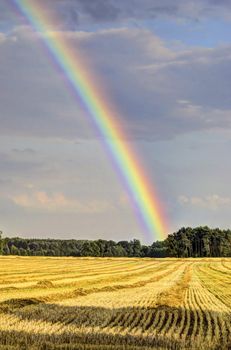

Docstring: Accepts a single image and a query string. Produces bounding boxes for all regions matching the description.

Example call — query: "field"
[0,257,230,349]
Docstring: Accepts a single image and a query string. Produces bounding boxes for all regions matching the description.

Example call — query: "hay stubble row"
[0,257,230,349]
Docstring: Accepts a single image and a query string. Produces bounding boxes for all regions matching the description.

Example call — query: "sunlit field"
[0,257,230,349]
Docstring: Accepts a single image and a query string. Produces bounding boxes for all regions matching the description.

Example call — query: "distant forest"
[0,226,231,257]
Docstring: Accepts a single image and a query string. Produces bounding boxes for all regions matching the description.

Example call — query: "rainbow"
[12,0,168,241]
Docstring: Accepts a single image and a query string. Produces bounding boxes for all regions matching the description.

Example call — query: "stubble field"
[0,256,230,349]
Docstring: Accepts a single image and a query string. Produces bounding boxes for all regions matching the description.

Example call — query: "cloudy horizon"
[1,0,231,243]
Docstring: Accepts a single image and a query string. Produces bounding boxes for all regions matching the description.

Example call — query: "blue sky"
[0,0,231,243]
[147,18,231,47]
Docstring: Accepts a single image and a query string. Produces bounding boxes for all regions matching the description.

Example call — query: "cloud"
[11,0,231,28]
[59,0,231,24]
[3,1,231,34]
[76,0,120,23]
[11,148,37,155]
[10,190,113,213]
[0,150,42,182]
[1,1,231,240]
[1,25,231,141]
[178,194,231,210]
[0,33,6,43]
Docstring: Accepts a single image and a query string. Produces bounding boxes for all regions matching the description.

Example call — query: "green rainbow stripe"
[13,0,168,241]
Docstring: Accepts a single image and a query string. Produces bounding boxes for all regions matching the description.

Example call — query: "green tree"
[11,245,19,255]
[132,239,142,257]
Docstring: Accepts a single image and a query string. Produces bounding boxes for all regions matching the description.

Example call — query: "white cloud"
[10,191,113,213]
[178,194,231,210]
[178,195,189,205]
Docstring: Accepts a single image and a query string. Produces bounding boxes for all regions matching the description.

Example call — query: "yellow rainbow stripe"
[13,0,168,241]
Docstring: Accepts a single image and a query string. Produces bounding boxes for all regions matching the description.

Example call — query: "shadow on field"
[0,298,230,350]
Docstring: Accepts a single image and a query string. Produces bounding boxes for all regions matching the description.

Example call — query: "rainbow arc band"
[13,0,168,241]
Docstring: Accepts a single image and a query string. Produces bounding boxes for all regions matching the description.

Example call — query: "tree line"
[167,226,231,257]
[0,226,230,257]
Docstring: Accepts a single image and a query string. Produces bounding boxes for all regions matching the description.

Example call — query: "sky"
[1,0,231,243]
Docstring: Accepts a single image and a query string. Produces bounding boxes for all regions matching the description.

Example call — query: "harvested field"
[0,257,230,349]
